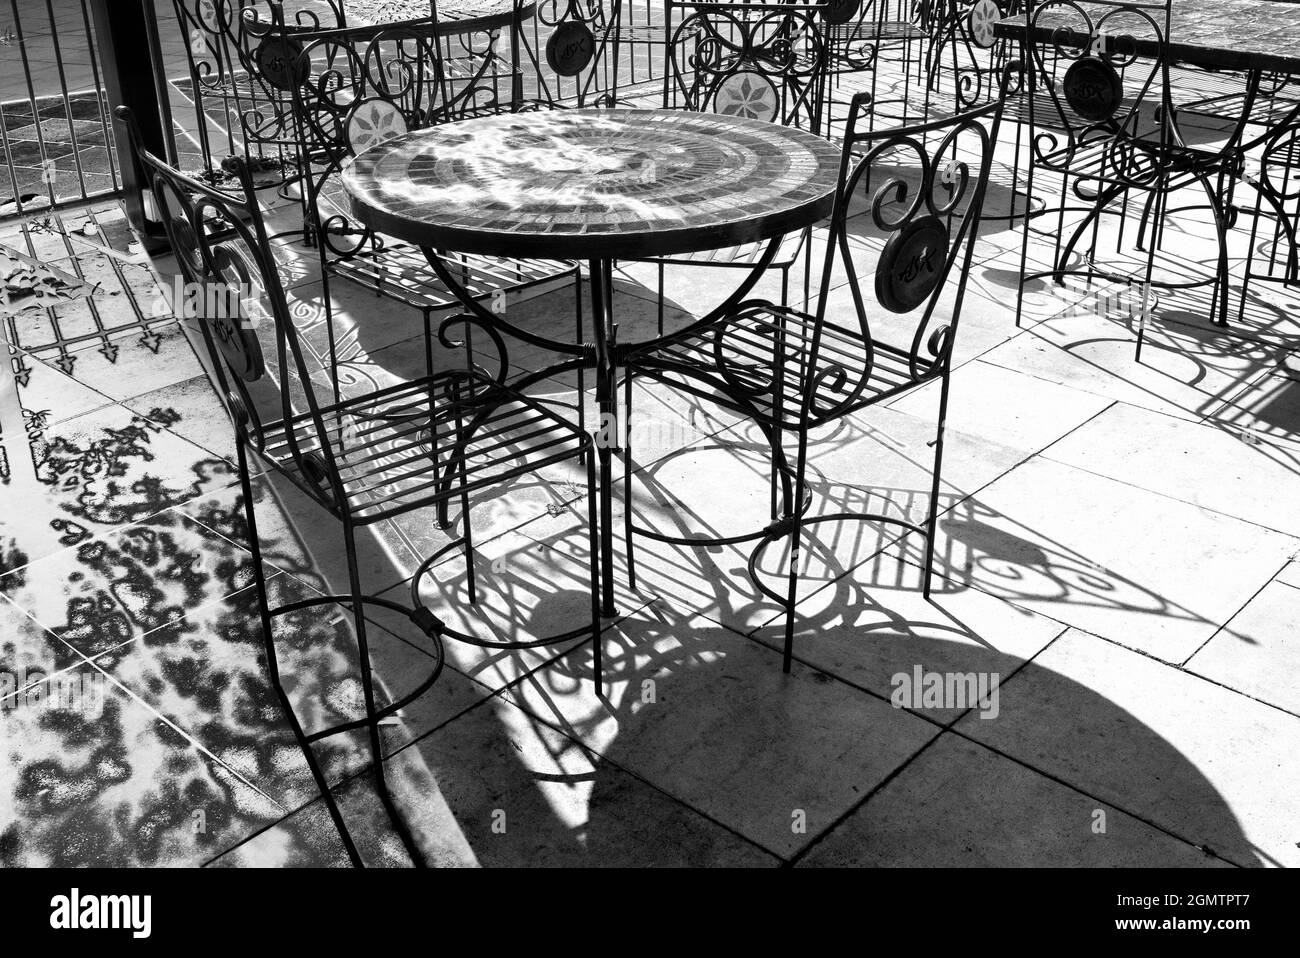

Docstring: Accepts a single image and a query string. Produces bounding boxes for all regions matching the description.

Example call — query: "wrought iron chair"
[520,0,651,107]
[1175,68,1300,321]
[116,106,602,867]
[171,0,332,183]
[923,0,1035,226]
[1011,0,1244,358]
[285,18,585,401]
[1234,111,1300,319]
[623,71,1013,669]
[519,0,608,107]
[587,0,678,106]
[926,0,1020,112]
[819,0,934,132]
[623,1,831,332]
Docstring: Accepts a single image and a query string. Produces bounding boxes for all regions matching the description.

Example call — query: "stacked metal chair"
[116,105,603,867]
[623,69,1016,666]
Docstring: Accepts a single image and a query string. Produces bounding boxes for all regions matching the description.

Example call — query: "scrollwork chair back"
[116,105,352,514]
[666,1,831,132]
[795,64,1015,426]
[1024,0,1176,184]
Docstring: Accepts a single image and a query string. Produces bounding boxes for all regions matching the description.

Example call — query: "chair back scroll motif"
[666,2,831,132]
[1024,0,1177,186]
[795,65,1015,425]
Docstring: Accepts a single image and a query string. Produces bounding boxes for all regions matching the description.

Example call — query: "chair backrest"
[285,18,454,259]
[663,1,830,132]
[943,0,1022,110]
[795,63,1015,423]
[115,106,351,510]
[529,0,616,107]
[1022,0,1175,158]
[824,0,930,48]
[172,0,343,159]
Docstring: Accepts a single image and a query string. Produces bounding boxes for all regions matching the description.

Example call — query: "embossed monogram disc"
[255,35,308,91]
[546,21,595,77]
[821,0,861,26]
[210,303,264,382]
[876,215,949,314]
[1063,56,1123,122]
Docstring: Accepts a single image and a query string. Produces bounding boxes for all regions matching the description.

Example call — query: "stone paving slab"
[5,29,1300,864]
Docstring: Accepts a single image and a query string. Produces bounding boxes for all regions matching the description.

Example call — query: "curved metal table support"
[342,108,841,619]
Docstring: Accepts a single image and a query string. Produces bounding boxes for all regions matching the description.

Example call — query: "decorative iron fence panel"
[0,0,126,217]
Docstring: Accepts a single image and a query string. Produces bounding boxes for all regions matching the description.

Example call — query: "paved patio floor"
[3,58,1300,867]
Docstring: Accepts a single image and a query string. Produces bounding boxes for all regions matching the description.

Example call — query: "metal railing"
[0,0,124,217]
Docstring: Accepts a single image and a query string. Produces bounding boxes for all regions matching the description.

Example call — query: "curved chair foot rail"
[978,187,1047,225]
[267,593,449,744]
[266,591,447,867]
[745,510,931,607]
[626,479,814,550]
[1021,264,1212,306]
[407,548,600,652]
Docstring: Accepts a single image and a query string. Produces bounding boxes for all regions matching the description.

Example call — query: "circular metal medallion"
[1063,56,1123,122]
[255,35,307,91]
[821,0,861,26]
[715,71,780,122]
[209,304,264,382]
[876,215,949,314]
[346,99,408,155]
[968,0,1001,49]
[546,21,595,77]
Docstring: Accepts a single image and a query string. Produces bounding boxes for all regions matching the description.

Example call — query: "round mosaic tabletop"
[341,109,843,260]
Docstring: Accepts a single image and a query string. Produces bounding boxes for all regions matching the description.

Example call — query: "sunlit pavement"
[3,48,1300,868]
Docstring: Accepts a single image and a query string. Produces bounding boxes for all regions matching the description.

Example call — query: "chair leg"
[923,372,953,600]
[585,452,604,690]
[770,310,788,522]
[454,388,478,605]
[1199,174,1233,329]
[779,512,803,675]
[1014,142,1036,330]
[802,232,813,314]
[237,446,363,867]
[779,428,810,674]
[622,370,637,590]
[423,308,435,380]
[341,517,428,868]
[575,268,587,465]
[321,270,343,406]
[657,261,665,336]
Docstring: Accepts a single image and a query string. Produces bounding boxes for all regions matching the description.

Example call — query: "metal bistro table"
[992,0,1300,74]
[342,108,841,614]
